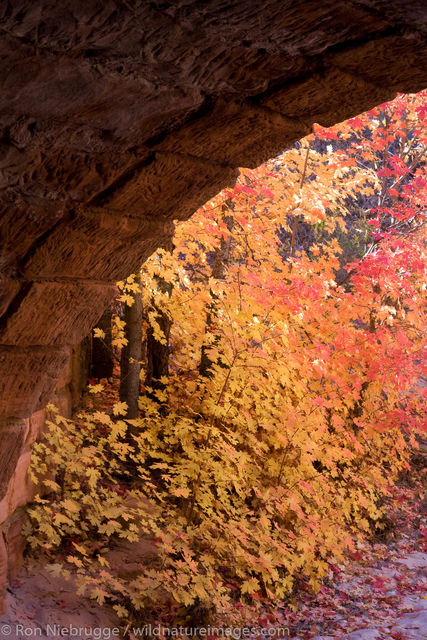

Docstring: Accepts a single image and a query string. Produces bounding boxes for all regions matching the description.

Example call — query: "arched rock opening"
[0,2,426,592]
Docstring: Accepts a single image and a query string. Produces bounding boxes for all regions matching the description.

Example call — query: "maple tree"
[26,92,426,625]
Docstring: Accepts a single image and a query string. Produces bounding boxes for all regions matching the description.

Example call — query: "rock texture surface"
[0,344,89,612]
[0,0,426,609]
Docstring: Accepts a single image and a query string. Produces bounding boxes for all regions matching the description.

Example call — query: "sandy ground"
[0,565,119,639]
[0,547,425,640]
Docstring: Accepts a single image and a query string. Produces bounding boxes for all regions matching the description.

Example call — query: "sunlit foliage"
[27,92,426,624]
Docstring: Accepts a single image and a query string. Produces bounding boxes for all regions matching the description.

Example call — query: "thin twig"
[290,143,311,257]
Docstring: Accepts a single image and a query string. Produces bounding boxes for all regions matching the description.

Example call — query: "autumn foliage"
[27,92,426,624]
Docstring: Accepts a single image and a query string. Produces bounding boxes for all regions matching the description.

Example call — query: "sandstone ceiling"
[0,0,426,494]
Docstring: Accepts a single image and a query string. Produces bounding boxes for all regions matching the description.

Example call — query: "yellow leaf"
[120,293,135,306]
[113,604,129,618]
[97,554,110,568]
[72,542,88,555]
[42,479,61,492]
[241,578,260,594]
[113,401,128,416]
[88,384,104,394]
[93,411,111,424]
[53,513,74,527]
[61,499,80,513]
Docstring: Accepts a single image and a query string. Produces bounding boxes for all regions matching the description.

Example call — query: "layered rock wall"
[0,342,89,612]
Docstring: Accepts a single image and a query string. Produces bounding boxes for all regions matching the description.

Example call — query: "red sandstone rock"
[4,509,27,581]
[0,533,6,615]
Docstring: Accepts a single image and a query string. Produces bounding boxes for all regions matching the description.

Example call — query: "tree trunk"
[199,209,234,377]
[145,277,172,407]
[91,308,114,379]
[119,277,143,419]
